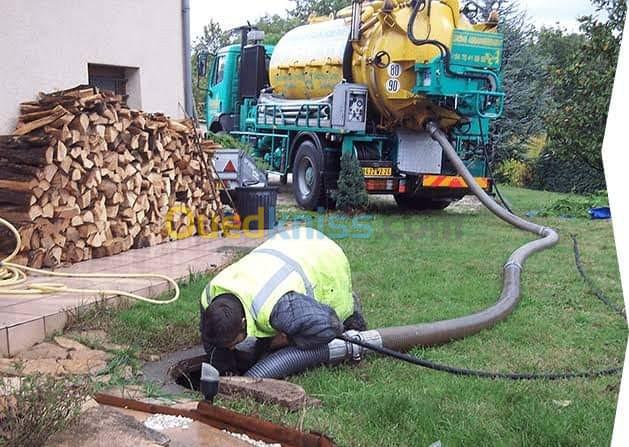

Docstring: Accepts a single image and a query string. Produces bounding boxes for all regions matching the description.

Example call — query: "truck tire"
[293,140,325,210]
[394,194,451,211]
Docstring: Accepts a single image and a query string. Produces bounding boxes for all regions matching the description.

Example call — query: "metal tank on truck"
[201,0,505,210]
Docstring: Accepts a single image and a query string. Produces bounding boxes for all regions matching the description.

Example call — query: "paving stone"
[21,358,66,376]
[103,385,148,401]
[65,329,109,346]
[101,342,129,352]
[219,377,322,411]
[54,336,91,351]
[95,374,112,384]
[68,348,112,363]
[59,358,107,376]
[14,342,69,361]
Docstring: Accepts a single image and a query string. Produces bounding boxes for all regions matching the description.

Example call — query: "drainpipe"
[182,0,194,118]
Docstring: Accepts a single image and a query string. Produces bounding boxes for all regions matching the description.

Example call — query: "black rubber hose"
[407,1,494,88]
[571,234,627,320]
[338,335,623,381]
[478,118,514,214]
[244,345,330,379]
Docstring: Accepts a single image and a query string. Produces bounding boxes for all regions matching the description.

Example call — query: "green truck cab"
[206,43,274,134]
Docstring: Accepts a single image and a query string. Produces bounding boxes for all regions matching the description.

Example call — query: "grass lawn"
[77,186,627,446]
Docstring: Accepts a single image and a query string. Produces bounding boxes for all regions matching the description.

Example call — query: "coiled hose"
[0,217,180,305]
[245,122,560,378]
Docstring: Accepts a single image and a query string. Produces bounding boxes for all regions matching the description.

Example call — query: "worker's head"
[202,294,247,349]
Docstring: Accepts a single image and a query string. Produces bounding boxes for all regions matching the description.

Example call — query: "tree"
[289,0,350,21]
[191,20,231,118]
[255,14,300,45]
[478,1,548,164]
[539,0,626,192]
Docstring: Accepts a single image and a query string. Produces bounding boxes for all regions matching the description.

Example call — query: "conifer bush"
[333,153,369,213]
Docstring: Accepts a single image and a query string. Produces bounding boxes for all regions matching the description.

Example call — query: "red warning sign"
[223,160,237,173]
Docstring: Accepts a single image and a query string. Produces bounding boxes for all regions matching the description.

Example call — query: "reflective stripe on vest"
[250,248,314,318]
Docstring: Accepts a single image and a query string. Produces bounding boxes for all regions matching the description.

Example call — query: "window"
[213,56,226,85]
[88,64,141,109]
[88,64,127,96]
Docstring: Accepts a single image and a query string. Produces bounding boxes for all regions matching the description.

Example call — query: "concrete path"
[0,232,268,357]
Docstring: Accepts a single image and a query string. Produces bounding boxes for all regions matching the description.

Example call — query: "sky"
[190,0,596,41]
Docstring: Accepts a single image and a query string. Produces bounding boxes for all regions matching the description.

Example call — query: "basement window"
[88,64,142,109]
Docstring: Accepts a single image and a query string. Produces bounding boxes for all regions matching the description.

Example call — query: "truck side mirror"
[197,51,210,78]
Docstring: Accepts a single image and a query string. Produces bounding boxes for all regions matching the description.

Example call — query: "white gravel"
[144,413,193,431]
[223,430,281,447]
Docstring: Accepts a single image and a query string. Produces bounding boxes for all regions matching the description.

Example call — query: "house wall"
[0,0,185,134]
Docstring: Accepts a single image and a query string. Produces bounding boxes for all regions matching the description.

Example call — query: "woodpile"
[0,86,223,268]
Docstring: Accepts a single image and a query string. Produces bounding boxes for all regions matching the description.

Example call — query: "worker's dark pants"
[205,293,367,376]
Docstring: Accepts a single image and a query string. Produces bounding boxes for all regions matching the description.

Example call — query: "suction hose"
[377,122,560,350]
[245,122,560,379]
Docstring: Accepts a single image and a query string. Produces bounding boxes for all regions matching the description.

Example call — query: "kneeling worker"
[200,227,366,375]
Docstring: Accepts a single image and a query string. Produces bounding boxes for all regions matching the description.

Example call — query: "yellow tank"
[269,0,496,129]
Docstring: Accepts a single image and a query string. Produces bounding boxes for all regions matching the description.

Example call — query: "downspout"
[182,0,194,117]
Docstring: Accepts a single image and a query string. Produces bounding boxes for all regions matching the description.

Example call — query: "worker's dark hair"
[202,294,246,348]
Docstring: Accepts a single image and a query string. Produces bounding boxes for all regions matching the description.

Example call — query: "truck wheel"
[394,194,450,211]
[293,140,324,210]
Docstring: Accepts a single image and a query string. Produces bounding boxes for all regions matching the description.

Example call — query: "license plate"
[362,167,392,177]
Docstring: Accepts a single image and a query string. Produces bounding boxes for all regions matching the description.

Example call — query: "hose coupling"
[344,330,364,362]
[504,261,522,271]
[425,120,440,138]
[539,227,554,237]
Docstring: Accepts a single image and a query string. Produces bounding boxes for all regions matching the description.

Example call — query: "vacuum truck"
[201,0,504,210]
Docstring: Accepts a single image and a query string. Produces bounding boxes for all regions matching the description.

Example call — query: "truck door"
[207,54,227,128]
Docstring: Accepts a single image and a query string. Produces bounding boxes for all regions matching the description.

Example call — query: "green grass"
[86,186,627,446]
[66,273,209,355]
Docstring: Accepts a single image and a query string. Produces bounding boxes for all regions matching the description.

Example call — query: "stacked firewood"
[0,86,223,268]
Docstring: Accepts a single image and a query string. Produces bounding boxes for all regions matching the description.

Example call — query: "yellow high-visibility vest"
[201,227,354,338]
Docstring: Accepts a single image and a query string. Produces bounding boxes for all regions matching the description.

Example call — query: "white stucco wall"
[0,0,186,134]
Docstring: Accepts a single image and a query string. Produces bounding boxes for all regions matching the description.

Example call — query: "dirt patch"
[447,195,483,214]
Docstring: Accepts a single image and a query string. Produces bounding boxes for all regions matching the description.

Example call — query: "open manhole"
[170,354,205,391]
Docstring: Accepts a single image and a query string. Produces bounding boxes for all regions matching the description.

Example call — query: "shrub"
[333,153,369,213]
[496,159,533,187]
[530,149,607,194]
[207,131,252,151]
[0,375,92,447]
[538,192,609,218]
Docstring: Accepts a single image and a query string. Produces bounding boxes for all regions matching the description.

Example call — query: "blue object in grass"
[589,207,611,220]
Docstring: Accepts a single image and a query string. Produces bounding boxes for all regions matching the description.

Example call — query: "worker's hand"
[270,332,289,350]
